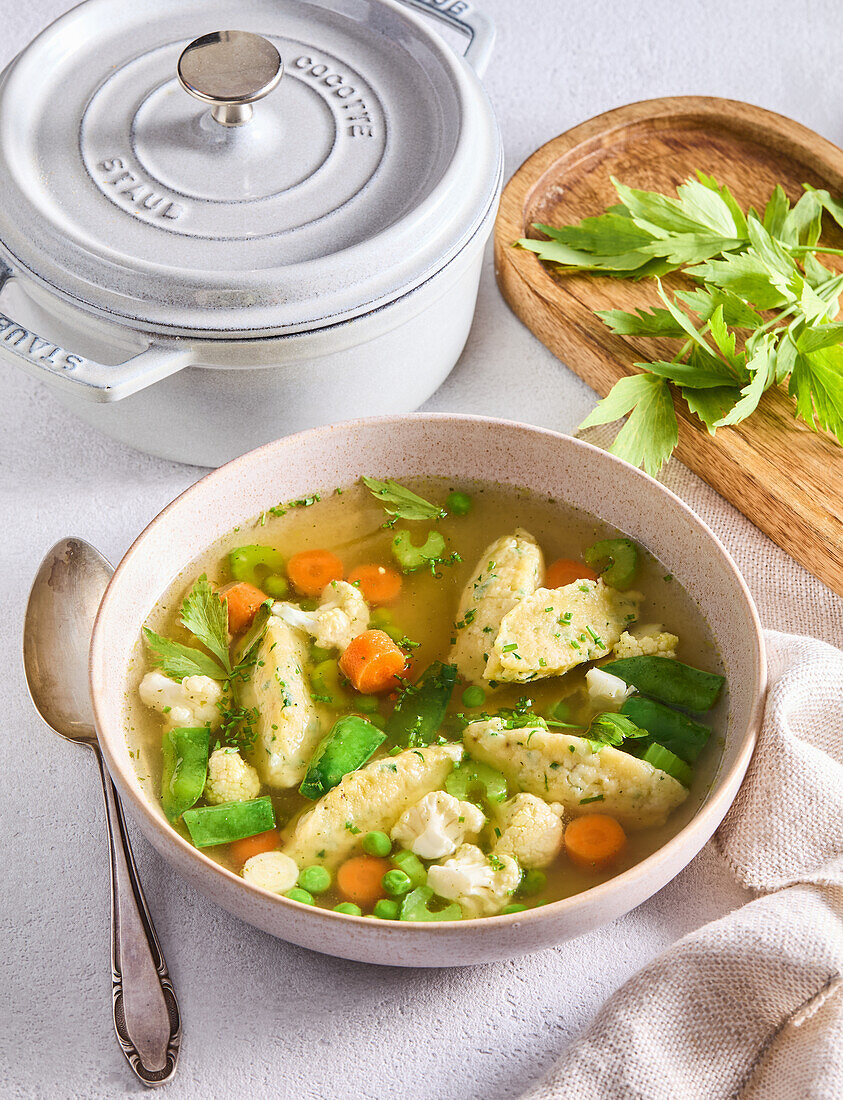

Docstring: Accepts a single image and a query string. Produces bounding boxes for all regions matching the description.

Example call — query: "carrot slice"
[287,549,344,596]
[219,581,266,634]
[564,814,627,871]
[347,564,403,606]
[339,630,406,694]
[230,828,280,866]
[545,558,599,588]
[336,855,391,904]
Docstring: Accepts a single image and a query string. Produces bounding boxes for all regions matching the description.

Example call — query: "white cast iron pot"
[0,1,502,466]
[90,415,766,968]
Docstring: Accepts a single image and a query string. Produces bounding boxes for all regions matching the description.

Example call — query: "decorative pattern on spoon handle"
[94,746,181,1087]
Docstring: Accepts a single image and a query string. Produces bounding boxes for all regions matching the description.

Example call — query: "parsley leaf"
[583,711,648,754]
[142,628,228,681]
[179,575,231,673]
[714,335,778,427]
[361,477,446,521]
[596,306,686,338]
[516,170,843,468]
[788,345,843,439]
[681,384,742,434]
[579,374,679,476]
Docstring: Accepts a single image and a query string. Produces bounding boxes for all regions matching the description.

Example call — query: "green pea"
[229,545,285,588]
[284,887,316,905]
[519,869,547,896]
[373,898,400,920]
[370,607,404,643]
[461,685,486,708]
[362,831,392,857]
[262,574,289,599]
[391,849,427,887]
[382,868,412,896]
[310,644,334,665]
[333,902,363,916]
[298,865,331,894]
[310,658,353,709]
[446,491,473,516]
[502,903,528,915]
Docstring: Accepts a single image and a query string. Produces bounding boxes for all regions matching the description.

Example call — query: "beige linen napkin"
[521,430,843,1099]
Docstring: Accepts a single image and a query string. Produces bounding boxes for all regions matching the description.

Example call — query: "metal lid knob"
[177,30,283,127]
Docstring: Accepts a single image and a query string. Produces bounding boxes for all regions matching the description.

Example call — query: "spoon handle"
[92,746,181,1086]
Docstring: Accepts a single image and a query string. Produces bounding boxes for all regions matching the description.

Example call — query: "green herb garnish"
[517,173,843,473]
[362,476,447,521]
[143,578,273,751]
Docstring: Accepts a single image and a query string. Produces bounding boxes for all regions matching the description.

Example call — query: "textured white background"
[2,1,842,1098]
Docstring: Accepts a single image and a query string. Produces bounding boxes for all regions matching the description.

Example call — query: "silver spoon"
[23,538,180,1087]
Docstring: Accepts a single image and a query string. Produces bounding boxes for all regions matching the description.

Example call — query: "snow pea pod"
[400,886,462,922]
[161,725,210,823]
[583,538,638,590]
[299,714,385,800]
[386,660,457,747]
[604,655,725,711]
[183,796,275,848]
[621,696,711,764]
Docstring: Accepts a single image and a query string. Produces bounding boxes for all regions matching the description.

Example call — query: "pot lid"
[0,0,501,337]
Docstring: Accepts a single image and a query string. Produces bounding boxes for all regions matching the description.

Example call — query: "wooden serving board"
[494,96,843,596]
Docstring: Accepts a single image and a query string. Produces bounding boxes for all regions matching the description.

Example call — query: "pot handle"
[0,261,192,403]
[401,1,495,76]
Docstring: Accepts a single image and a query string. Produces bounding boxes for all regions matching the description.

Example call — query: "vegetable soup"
[127,478,727,921]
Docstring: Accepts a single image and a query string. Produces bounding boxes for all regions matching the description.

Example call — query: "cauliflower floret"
[586,667,635,711]
[274,580,369,653]
[427,843,520,918]
[464,718,687,830]
[493,794,566,869]
[485,579,640,683]
[138,670,222,730]
[391,791,486,860]
[450,530,544,684]
[204,747,261,805]
[242,851,298,894]
[283,744,462,869]
[613,623,679,660]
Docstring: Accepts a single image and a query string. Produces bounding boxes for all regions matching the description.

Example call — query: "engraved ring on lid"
[177,31,283,126]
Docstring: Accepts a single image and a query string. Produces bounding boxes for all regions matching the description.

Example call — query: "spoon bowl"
[24,538,111,743]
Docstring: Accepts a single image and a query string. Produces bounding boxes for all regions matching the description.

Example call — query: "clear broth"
[125,478,727,912]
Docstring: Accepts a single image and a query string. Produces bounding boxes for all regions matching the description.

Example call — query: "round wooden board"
[494,96,843,596]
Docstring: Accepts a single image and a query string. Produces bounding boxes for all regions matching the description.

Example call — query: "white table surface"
[2,2,842,1097]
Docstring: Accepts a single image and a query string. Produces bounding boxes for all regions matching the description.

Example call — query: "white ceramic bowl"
[90,415,765,966]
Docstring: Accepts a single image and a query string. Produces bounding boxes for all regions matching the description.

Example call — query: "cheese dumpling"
[450,530,544,684]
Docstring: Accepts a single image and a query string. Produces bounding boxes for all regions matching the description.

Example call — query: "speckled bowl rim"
[91,414,766,951]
